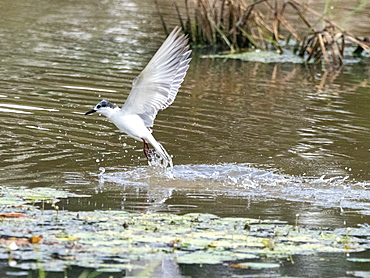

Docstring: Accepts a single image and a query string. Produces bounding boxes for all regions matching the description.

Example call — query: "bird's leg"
[142,139,150,160]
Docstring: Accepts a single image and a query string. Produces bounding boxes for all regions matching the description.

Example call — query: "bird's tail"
[146,136,173,168]
[155,142,173,168]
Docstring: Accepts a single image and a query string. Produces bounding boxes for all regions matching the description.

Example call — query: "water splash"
[92,163,370,214]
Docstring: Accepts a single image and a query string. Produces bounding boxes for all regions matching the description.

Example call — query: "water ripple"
[1,0,370,222]
[89,163,370,216]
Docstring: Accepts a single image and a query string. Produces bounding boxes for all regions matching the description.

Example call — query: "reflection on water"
[66,163,368,227]
[1,0,370,276]
[0,0,370,210]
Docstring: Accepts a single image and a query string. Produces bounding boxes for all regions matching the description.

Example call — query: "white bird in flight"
[85,27,191,168]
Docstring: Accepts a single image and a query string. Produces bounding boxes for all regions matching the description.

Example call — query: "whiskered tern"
[85,27,191,168]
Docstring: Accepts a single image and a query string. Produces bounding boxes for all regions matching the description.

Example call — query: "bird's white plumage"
[121,27,191,128]
[86,27,191,168]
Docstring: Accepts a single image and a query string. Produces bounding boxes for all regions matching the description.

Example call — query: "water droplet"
[99,167,105,175]
[9,242,18,251]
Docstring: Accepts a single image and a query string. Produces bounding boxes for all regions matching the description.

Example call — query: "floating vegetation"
[156,0,370,69]
[1,187,370,276]
[0,186,90,207]
[0,204,369,275]
[204,49,306,63]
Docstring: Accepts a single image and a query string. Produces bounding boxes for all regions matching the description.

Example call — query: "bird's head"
[85,100,119,118]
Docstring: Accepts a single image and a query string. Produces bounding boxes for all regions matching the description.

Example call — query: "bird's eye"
[97,105,101,109]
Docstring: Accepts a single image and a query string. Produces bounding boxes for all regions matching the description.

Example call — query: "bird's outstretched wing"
[121,27,192,128]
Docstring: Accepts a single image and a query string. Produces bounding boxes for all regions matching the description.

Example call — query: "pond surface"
[1,0,370,277]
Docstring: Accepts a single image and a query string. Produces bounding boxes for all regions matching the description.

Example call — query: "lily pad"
[0,186,90,205]
[203,50,306,63]
[0,207,368,274]
[230,262,280,269]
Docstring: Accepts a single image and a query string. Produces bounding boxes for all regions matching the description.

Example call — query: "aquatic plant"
[155,0,370,69]
[1,187,370,276]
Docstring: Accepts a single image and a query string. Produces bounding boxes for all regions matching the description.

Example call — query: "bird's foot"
[142,139,158,164]
[142,139,151,160]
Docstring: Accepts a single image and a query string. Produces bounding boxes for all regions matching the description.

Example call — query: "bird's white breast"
[109,112,150,141]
